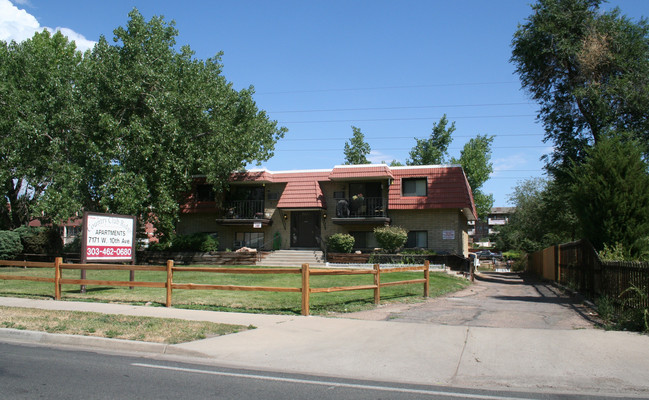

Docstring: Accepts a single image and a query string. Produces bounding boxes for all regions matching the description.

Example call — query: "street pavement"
[1,272,649,398]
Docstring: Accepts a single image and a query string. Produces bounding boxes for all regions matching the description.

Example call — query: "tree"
[511,0,649,181]
[407,115,454,165]
[1,10,286,238]
[0,31,82,229]
[343,126,371,165]
[451,134,494,219]
[494,178,578,253]
[570,136,649,256]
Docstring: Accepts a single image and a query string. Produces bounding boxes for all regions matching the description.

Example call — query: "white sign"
[253,222,262,229]
[442,230,455,240]
[83,213,136,262]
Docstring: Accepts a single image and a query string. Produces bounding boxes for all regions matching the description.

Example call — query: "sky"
[1,0,647,207]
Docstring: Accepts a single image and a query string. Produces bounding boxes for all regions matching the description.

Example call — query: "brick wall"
[390,209,468,256]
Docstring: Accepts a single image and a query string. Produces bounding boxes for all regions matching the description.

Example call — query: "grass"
[0,265,470,315]
[0,306,249,344]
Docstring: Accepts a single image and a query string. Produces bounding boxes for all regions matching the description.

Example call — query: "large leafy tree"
[451,135,495,219]
[343,126,371,165]
[2,10,286,237]
[495,178,578,253]
[511,0,649,181]
[571,136,649,255]
[407,116,494,218]
[0,31,82,229]
[407,114,454,165]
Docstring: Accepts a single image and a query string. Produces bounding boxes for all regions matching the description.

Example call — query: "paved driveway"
[343,272,600,329]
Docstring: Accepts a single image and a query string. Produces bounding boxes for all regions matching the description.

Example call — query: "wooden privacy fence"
[0,259,430,316]
[527,240,649,313]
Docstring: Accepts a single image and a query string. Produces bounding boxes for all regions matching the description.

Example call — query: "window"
[196,184,215,202]
[349,182,381,198]
[333,191,345,199]
[228,186,264,201]
[350,231,378,249]
[402,178,426,196]
[235,232,264,249]
[406,231,428,248]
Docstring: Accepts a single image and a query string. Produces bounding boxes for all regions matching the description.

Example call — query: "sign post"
[80,212,137,293]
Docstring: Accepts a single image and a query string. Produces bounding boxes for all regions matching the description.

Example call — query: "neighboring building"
[468,207,515,246]
[29,217,82,246]
[178,164,477,256]
[29,216,158,248]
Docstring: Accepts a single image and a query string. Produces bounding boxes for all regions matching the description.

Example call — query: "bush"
[14,226,63,255]
[170,233,219,252]
[373,226,407,253]
[0,230,23,259]
[63,236,81,254]
[327,233,355,253]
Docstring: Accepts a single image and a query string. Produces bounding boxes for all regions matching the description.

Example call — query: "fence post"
[54,257,62,301]
[469,257,475,283]
[373,264,381,304]
[165,260,173,307]
[301,263,310,316]
[424,260,430,298]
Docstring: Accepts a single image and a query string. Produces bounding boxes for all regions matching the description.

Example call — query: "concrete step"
[260,250,326,267]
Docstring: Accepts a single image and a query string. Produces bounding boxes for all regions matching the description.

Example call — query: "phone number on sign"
[86,246,132,257]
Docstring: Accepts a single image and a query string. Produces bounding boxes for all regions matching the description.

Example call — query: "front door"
[291,211,320,248]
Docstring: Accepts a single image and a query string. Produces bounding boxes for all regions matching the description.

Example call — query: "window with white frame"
[402,178,427,197]
[406,231,428,248]
[235,232,264,249]
[350,231,378,249]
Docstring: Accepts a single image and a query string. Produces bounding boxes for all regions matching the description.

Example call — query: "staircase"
[259,249,326,268]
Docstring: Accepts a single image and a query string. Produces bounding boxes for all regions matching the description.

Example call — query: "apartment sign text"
[82,212,136,262]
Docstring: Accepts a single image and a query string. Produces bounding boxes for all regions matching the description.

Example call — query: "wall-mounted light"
[322,213,327,220]
[283,213,288,220]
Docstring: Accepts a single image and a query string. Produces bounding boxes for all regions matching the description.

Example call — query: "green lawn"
[0,306,249,344]
[0,265,470,315]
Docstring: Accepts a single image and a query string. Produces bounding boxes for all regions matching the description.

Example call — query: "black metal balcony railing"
[223,200,265,219]
[336,197,386,218]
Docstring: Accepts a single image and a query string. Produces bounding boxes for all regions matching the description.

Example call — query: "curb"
[0,328,209,358]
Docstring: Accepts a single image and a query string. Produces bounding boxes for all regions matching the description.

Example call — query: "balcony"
[216,200,272,226]
[332,197,390,225]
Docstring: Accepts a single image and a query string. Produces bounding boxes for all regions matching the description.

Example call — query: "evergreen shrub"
[373,226,408,253]
[0,230,23,259]
[327,233,355,253]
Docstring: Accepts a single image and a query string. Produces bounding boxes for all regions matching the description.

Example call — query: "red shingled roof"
[272,170,330,209]
[329,164,393,180]
[388,166,477,218]
[227,165,476,218]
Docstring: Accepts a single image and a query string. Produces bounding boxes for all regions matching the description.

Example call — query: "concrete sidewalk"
[1,297,649,397]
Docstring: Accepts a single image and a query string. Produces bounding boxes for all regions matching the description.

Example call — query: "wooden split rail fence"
[0,259,430,316]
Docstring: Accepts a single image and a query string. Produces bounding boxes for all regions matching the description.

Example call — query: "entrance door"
[291,211,320,248]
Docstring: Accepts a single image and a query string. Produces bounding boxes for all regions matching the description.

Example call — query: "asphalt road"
[343,272,600,329]
[1,342,629,400]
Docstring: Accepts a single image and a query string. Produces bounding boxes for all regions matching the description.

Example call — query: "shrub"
[170,233,219,252]
[327,233,355,253]
[0,230,23,259]
[599,242,628,261]
[63,236,81,254]
[373,226,407,254]
[14,226,63,255]
[148,240,172,251]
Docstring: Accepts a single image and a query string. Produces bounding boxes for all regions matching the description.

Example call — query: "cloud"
[0,0,96,52]
[367,150,398,165]
[492,154,528,175]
